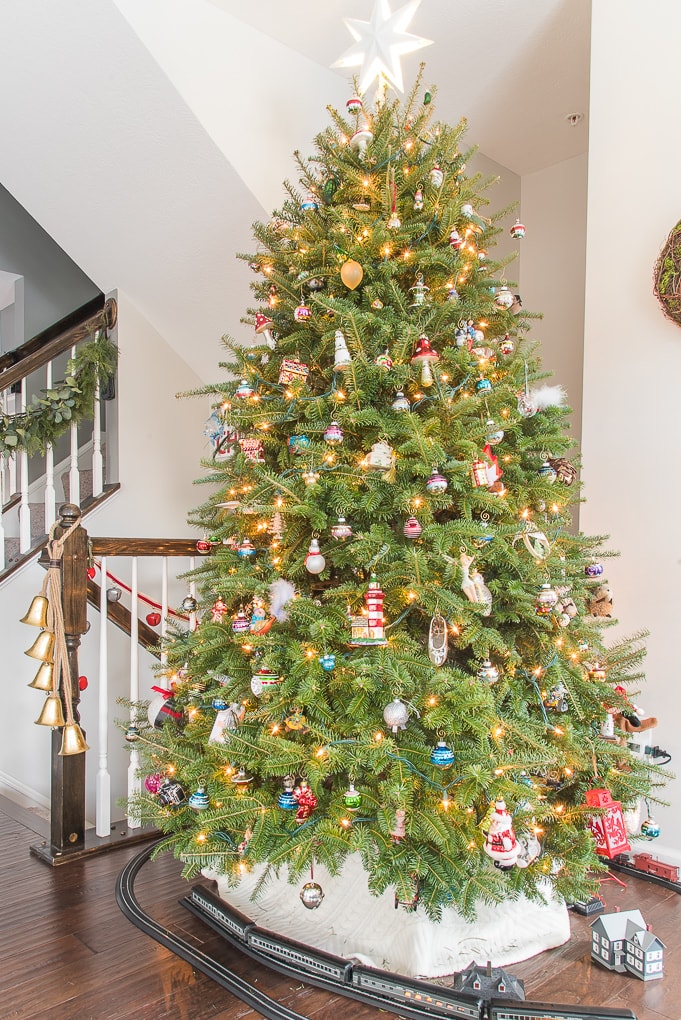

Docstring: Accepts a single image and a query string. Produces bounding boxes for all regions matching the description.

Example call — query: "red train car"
[631,852,679,883]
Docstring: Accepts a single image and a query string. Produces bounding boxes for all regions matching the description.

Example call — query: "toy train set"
[181,881,637,1020]
[609,851,681,891]
[116,842,644,1020]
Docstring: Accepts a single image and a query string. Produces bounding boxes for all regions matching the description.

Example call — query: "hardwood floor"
[1,795,679,1020]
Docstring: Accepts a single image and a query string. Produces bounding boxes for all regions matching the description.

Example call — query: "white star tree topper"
[333,0,432,97]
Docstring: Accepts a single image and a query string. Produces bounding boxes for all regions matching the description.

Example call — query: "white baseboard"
[0,770,49,811]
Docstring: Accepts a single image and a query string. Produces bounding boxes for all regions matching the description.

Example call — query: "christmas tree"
[128,71,663,920]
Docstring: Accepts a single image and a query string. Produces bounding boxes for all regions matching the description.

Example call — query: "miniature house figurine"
[453,960,525,1002]
[590,909,665,981]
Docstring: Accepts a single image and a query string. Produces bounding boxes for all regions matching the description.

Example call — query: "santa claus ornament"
[483,800,519,870]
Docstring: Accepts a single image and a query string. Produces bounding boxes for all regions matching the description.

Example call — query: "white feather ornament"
[269,579,296,621]
[528,384,566,410]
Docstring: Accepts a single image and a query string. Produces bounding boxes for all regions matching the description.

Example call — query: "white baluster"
[0,463,5,571]
[68,344,80,507]
[160,556,169,673]
[189,555,197,631]
[7,452,16,500]
[44,360,56,531]
[18,377,31,552]
[127,557,141,829]
[96,556,111,837]
[91,373,103,497]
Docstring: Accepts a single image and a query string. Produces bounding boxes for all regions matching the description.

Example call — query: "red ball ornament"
[87,566,96,580]
[196,538,211,554]
[146,611,162,627]
[78,675,88,691]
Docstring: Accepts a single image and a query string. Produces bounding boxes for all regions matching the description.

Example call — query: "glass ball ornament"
[288,434,311,455]
[485,420,504,445]
[535,583,559,615]
[430,740,455,767]
[478,660,500,684]
[346,95,363,114]
[300,881,325,909]
[236,538,256,558]
[234,379,255,399]
[318,653,336,672]
[156,778,187,808]
[188,787,210,812]
[538,461,557,484]
[323,421,344,444]
[391,391,411,412]
[494,286,515,309]
[585,558,604,577]
[426,470,448,494]
[306,277,325,292]
[383,697,410,733]
[340,259,364,290]
[300,192,318,212]
[144,773,164,795]
[403,516,422,539]
[454,327,469,348]
[250,668,282,696]
[330,517,353,540]
[498,334,515,355]
[124,724,139,742]
[510,219,526,239]
[294,303,312,323]
[475,378,492,396]
[375,350,393,370]
[278,778,297,810]
[343,783,362,810]
[181,595,199,612]
[640,817,661,838]
[304,538,326,574]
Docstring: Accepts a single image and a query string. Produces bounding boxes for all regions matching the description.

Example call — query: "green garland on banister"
[0,334,118,457]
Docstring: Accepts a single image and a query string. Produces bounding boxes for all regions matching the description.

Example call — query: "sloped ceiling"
[0,0,590,379]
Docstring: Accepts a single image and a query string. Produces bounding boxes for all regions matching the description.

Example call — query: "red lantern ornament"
[584,787,631,859]
[146,611,162,627]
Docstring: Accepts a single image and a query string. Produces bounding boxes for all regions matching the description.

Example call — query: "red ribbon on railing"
[92,561,190,621]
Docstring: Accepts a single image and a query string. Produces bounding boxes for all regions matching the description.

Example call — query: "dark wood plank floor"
[1,795,679,1020]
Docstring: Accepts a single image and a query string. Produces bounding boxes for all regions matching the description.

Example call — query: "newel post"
[49,503,89,858]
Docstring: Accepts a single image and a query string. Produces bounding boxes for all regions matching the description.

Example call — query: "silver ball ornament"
[299,881,325,909]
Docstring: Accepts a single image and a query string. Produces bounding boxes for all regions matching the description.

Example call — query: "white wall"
[0,293,208,813]
[520,153,588,449]
[582,1,680,856]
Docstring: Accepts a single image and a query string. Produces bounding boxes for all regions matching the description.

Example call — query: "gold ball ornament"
[340,259,363,290]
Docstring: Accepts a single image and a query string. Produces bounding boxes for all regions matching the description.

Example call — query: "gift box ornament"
[278,358,309,385]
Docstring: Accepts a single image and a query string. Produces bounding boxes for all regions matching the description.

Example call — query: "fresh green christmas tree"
[128,72,664,919]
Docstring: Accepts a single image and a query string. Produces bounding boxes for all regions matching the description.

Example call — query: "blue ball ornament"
[430,740,455,768]
[319,653,336,672]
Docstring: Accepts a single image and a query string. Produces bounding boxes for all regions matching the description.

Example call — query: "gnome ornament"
[483,800,519,870]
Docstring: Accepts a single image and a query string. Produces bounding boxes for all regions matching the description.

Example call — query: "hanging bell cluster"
[22,571,89,756]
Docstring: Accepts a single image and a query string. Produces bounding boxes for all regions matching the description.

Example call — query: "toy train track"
[116,843,638,1020]
[115,842,307,1020]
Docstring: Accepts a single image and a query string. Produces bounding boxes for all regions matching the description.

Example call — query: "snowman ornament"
[483,800,519,870]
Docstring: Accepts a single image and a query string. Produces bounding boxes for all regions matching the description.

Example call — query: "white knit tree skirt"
[207,853,570,978]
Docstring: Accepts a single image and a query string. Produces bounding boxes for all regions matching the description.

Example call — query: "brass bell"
[25,630,55,662]
[35,693,66,728]
[20,595,49,629]
[28,661,54,692]
[59,722,89,756]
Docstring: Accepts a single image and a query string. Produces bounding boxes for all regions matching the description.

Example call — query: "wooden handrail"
[0,297,117,392]
[91,537,205,557]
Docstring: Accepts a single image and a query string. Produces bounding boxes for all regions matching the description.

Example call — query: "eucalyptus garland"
[0,335,118,457]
